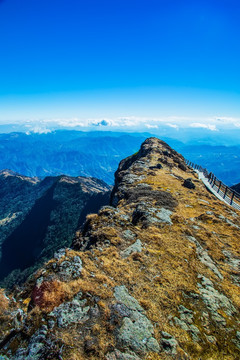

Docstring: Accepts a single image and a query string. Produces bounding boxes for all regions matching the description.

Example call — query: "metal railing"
[185,159,240,211]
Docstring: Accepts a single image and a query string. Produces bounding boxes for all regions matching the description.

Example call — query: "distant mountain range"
[0,130,239,186]
[0,170,111,287]
[0,131,150,184]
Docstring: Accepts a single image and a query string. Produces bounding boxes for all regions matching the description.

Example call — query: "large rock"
[113,286,160,356]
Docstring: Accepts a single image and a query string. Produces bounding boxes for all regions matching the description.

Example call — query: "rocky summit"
[0,137,240,360]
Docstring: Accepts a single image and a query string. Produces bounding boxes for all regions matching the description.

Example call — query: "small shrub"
[32,280,68,311]
[0,288,8,314]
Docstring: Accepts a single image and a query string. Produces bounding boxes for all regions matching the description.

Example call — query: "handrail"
[184,159,240,210]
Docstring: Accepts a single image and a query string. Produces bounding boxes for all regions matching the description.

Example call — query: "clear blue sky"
[0,0,240,122]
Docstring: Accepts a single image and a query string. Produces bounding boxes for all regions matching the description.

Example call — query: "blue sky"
[0,0,240,129]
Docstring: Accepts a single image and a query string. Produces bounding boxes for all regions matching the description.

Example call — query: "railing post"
[223,186,228,199]
[210,173,213,183]
[217,181,222,193]
[230,192,235,205]
[213,177,216,187]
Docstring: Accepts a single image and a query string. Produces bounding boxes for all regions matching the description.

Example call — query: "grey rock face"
[106,349,141,360]
[232,331,240,350]
[54,248,66,260]
[114,286,143,312]
[218,215,240,229]
[160,331,179,355]
[156,208,173,225]
[132,202,172,227]
[186,236,222,279]
[123,174,145,185]
[121,240,143,259]
[160,337,178,355]
[113,286,160,356]
[222,249,240,286]
[198,276,236,325]
[174,306,200,342]
[53,255,82,281]
[12,325,48,360]
[122,230,136,240]
[50,292,89,328]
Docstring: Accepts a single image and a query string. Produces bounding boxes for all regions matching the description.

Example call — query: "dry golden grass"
[5,146,240,360]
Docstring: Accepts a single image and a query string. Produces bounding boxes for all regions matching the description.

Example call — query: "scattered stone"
[218,215,240,229]
[56,255,82,281]
[161,331,172,338]
[106,349,141,360]
[198,199,209,204]
[149,164,162,170]
[174,317,189,332]
[121,240,143,259]
[114,286,143,312]
[192,225,200,230]
[206,335,217,344]
[50,291,89,328]
[160,337,178,355]
[183,178,195,190]
[178,305,194,324]
[122,230,136,240]
[54,248,66,260]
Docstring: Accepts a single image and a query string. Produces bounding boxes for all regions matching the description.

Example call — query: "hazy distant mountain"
[177,144,240,186]
[0,170,111,287]
[0,130,239,185]
[0,131,150,184]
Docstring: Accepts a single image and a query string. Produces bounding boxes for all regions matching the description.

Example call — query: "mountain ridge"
[0,137,239,359]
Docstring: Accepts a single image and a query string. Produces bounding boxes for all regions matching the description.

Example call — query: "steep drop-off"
[0,138,239,360]
[0,173,111,287]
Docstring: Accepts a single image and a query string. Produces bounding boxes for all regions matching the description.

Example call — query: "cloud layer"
[3,115,240,134]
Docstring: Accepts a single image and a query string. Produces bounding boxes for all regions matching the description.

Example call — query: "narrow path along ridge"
[185,160,240,211]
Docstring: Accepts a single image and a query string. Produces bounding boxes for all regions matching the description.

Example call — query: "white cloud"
[26,126,51,134]
[17,115,240,132]
[145,124,158,129]
[166,123,179,129]
[190,123,218,131]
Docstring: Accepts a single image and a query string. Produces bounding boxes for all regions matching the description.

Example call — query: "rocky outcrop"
[0,137,240,360]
